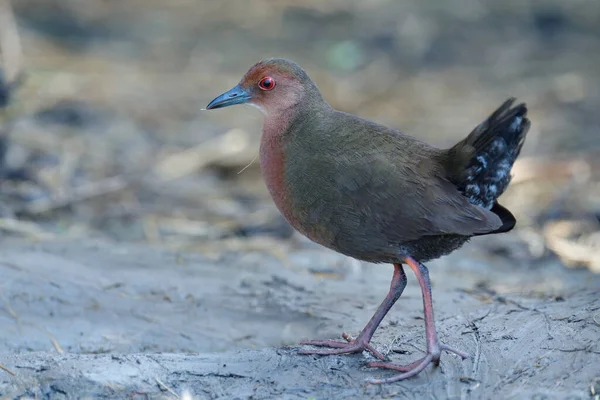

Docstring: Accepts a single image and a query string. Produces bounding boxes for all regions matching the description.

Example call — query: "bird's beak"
[206,84,251,110]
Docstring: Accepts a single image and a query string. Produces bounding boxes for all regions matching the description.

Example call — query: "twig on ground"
[591,377,600,399]
[154,376,180,399]
[45,331,64,354]
[50,338,64,354]
[0,362,15,376]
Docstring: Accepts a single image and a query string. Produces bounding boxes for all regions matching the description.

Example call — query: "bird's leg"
[365,257,469,384]
[299,263,407,361]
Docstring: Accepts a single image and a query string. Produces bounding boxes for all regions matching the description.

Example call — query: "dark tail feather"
[464,98,528,158]
[446,98,530,210]
[472,202,516,236]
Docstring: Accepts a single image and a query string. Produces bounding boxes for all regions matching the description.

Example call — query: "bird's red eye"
[258,76,275,91]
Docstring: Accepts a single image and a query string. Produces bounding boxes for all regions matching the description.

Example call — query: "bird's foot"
[365,343,469,384]
[299,332,386,361]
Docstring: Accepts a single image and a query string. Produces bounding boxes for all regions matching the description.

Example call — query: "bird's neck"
[258,92,330,226]
[258,106,299,224]
[261,89,329,147]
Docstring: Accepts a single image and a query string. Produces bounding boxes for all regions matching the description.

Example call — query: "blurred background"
[1,0,599,271]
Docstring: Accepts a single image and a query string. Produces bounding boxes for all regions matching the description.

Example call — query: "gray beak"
[206,84,251,110]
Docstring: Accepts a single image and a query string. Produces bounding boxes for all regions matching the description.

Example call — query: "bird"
[206,58,530,383]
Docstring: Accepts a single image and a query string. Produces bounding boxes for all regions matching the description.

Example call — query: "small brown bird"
[206,58,530,383]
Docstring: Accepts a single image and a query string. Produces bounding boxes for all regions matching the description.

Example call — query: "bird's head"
[206,58,321,115]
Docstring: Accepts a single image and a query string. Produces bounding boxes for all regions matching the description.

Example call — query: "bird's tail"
[445,98,530,212]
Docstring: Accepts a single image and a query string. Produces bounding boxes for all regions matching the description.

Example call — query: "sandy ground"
[0,237,598,399]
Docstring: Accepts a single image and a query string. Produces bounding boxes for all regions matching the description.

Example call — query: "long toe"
[366,354,434,384]
[299,338,386,361]
[365,343,469,383]
[367,357,426,373]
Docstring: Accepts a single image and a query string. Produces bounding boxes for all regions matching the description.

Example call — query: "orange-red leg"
[300,263,407,361]
[366,257,469,384]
